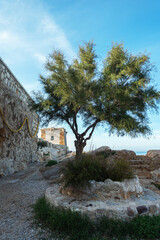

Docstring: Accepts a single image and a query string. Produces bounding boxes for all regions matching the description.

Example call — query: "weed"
[34,197,94,240]
[34,197,160,240]
[45,160,58,167]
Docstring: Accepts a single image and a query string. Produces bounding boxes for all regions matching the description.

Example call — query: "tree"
[31,42,160,158]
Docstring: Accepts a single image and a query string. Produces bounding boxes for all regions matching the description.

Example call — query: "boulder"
[146,150,160,159]
[91,146,111,154]
[115,150,136,160]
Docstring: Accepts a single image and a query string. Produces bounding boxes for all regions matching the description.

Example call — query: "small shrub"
[43,152,50,156]
[37,141,47,149]
[62,154,133,189]
[45,160,58,167]
[107,158,133,182]
[62,154,106,189]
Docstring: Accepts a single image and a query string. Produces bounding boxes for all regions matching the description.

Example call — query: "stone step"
[129,159,151,165]
[133,170,151,179]
[135,156,151,160]
[130,164,150,170]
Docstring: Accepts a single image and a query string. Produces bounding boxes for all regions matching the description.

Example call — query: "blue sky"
[0,0,160,153]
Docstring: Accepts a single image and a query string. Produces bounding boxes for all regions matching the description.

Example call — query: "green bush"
[43,152,50,156]
[34,197,160,240]
[62,154,107,189]
[107,158,133,182]
[62,154,133,189]
[37,141,47,149]
[45,160,58,167]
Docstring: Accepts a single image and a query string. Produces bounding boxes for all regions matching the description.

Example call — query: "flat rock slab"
[46,185,160,220]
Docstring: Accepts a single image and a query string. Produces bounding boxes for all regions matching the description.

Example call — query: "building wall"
[0,58,39,176]
[41,128,67,146]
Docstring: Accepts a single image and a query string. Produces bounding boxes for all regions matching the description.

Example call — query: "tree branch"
[84,121,99,142]
[66,118,78,137]
[81,119,100,137]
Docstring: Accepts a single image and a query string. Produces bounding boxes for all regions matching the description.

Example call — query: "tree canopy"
[31,42,160,157]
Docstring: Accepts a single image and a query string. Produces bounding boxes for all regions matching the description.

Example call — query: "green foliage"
[37,141,47,150]
[62,154,106,189]
[62,154,133,189]
[43,152,50,156]
[45,160,58,167]
[151,182,160,190]
[129,215,160,238]
[34,196,94,240]
[108,158,133,182]
[31,41,160,156]
[34,196,160,240]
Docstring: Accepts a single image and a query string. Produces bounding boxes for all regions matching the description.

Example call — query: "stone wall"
[0,58,39,176]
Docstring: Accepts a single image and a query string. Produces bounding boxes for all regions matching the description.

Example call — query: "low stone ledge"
[45,185,160,220]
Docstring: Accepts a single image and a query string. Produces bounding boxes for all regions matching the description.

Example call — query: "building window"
[51,136,54,140]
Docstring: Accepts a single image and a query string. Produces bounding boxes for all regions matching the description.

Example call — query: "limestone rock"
[127,207,135,216]
[37,145,68,162]
[91,146,111,154]
[146,150,160,158]
[61,175,143,200]
[149,205,157,214]
[151,168,160,182]
[115,150,136,160]
[90,176,143,200]
[40,165,60,180]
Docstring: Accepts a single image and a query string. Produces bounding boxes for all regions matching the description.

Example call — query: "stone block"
[127,207,135,217]
[137,205,148,214]
[149,205,157,214]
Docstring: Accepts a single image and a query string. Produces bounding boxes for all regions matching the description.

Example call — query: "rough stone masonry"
[0,57,39,176]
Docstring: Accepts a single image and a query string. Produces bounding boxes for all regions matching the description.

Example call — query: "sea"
[135,151,146,155]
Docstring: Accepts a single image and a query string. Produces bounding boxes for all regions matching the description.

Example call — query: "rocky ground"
[0,161,65,240]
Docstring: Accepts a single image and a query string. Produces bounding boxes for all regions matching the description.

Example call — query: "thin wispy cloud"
[0,0,75,92]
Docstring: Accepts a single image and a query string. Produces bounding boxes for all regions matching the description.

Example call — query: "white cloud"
[34,53,46,64]
[0,0,76,94]
[0,0,75,72]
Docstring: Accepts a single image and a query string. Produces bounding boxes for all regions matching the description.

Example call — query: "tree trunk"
[74,139,86,159]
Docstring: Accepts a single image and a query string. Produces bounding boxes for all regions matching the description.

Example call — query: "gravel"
[0,162,59,240]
